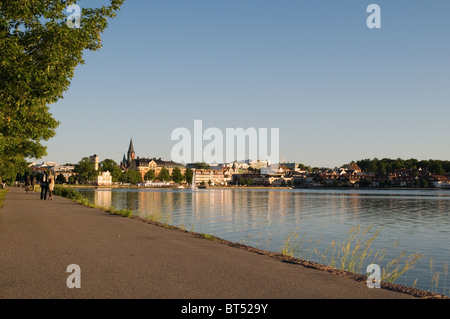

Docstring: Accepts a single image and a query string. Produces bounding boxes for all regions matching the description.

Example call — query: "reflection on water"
[78,188,450,296]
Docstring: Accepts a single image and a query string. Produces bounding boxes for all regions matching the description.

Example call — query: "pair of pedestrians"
[40,170,55,200]
[24,175,36,193]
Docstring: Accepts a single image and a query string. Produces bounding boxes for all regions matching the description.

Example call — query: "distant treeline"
[353,158,450,175]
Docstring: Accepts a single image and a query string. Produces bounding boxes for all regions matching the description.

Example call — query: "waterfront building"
[428,175,450,188]
[193,169,232,186]
[120,139,186,181]
[279,162,298,171]
[97,171,112,186]
[54,164,77,181]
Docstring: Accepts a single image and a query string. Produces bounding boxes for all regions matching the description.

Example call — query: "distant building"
[279,162,298,171]
[428,175,450,188]
[120,139,185,181]
[132,157,186,181]
[343,163,362,174]
[89,154,99,171]
[29,161,59,173]
[29,162,77,182]
[97,171,112,186]
[54,164,77,181]
[193,169,232,186]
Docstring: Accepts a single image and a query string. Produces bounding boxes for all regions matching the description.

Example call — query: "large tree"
[171,167,184,184]
[0,0,123,183]
[119,170,142,184]
[184,167,193,184]
[74,157,96,183]
[99,158,121,182]
[157,167,170,182]
[144,169,156,181]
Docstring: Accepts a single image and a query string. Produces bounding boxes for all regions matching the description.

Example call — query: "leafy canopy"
[0,0,123,183]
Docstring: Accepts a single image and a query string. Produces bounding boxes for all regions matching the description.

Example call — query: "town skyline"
[29,147,450,189]
[32,136,450,174]
[33,137,450,171]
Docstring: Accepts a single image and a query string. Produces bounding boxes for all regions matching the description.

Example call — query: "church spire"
[128,138,135,154]
[127,138,135,162]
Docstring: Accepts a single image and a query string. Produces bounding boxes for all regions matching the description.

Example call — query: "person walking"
[25,175,31,193]
[31,175,36,193]
[48,173,55,200]
[40,170,49,200]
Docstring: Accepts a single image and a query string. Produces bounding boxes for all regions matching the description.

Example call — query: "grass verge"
[0,189,9,210]
[53,187,134,218]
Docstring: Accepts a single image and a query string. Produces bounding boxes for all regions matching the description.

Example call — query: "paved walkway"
[0,187,418,299]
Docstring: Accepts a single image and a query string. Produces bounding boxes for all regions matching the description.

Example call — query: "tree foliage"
[171,167,183,184]
[157,167,170,182]
[193,162,210,170]
[119,169,142,184]
[99,158,121,182]
[56,173,66,184]
[184,167,193,184]
[356,158,450,175]
[144,169,156,181]
[0,0,123,183]
[74,157,96,183]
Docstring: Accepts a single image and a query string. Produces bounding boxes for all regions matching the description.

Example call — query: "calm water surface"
[77,188,450,296]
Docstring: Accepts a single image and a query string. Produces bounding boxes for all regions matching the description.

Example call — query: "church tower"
[127,139,135,162]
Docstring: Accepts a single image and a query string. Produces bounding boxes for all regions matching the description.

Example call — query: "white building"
[193,169,232,186]
[97,171,112,186]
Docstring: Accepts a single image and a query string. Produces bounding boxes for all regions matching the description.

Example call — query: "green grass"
[53,186,135,217]
[105,206,134,218]
[0,189,9,210]
[201,233,217,240]
[53,187,86,202]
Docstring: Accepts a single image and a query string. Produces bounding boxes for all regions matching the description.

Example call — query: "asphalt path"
[0,187,418,299]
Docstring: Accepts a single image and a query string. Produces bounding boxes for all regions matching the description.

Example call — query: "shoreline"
[44,184,450,192]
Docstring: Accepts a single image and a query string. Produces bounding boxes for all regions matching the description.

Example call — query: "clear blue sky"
[37,0,450,168]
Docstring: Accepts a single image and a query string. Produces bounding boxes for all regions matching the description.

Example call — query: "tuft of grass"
[443,262,448,296]
[380,250,423,283]
[106,206,135,218]
[53,187,85,201]
[429,258,445,294]
[201,233,216,240]
[141,211,162,222]
[281,224,424,285]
